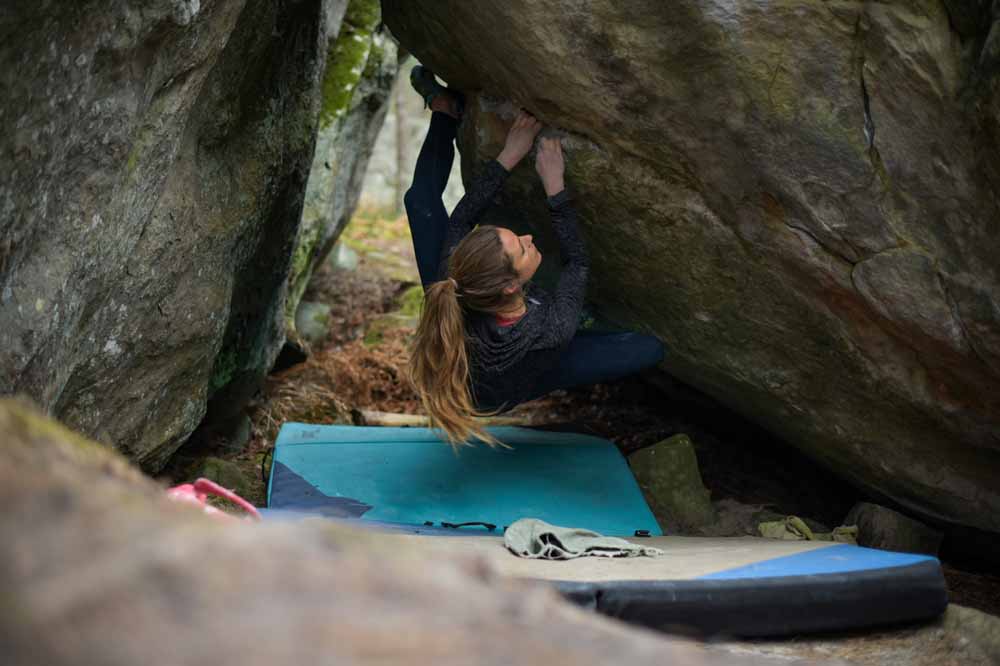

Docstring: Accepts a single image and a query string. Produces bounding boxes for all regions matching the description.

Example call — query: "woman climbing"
[404,66,664,446]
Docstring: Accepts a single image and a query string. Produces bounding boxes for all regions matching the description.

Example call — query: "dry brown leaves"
[251,329,421,446]
[283,330,418,412]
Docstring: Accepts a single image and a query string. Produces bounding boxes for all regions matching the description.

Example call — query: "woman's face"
[497,227,542,285]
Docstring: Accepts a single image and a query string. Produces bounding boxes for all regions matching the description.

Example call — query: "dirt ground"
[168,205,1000,620]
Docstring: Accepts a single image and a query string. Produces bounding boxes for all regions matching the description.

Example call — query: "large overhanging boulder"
[383,1,1000,533]
[0,0,394,470]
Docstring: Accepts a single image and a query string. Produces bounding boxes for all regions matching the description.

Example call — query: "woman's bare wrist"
[542,177,565,197]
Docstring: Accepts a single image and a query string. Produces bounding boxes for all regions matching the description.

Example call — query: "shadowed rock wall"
[0,0,391,470]
[383,0,1000,532]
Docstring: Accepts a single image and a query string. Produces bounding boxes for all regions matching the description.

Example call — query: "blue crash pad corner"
[701,542,939,579]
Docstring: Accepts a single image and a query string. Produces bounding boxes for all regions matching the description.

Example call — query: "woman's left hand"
[535,137,565,196]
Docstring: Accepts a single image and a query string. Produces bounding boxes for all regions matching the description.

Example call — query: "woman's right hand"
[497,110,542,171]
[535,137,565,196]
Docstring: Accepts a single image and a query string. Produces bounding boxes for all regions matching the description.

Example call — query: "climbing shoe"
[410,65,464,117]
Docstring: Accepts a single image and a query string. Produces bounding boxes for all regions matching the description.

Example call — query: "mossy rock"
[394,285,424,317]
[361,286,423,347]
[287,0,398,322]
[1,398,154,489]
[192,457,253,500]
[295,301,332,346]
[628,434,716,534]
[318,0,382,128]
[363,313,417,347]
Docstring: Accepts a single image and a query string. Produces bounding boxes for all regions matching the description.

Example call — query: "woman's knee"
[403,187,422,216]
[404,187,441,223]
[630,332,665,367]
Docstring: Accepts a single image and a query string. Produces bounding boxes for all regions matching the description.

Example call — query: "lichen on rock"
[318,0,380,129]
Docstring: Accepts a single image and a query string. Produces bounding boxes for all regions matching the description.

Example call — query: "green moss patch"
[318,0,382,128]
[395,285,424,317]
[209,347,239,395]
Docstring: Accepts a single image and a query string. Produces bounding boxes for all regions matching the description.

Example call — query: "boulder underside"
[383,0,1000,532]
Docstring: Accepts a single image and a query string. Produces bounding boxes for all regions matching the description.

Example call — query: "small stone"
[328,242,359,271]
[193,457,251,500]
[294,301,332,346]
[844,502,943,555]
[628,434,716,533]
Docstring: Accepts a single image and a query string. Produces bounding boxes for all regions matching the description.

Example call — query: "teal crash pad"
[263,423,947,638]
[267,423,662,537]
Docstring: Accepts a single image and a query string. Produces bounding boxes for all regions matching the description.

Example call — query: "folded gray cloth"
[503,518,665,560]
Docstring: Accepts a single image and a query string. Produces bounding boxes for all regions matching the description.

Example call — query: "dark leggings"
[404,112,665,403]
[403,112,459,288]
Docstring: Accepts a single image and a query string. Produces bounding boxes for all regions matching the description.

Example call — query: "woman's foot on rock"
[429,93,462,119]
[410,65,463,119]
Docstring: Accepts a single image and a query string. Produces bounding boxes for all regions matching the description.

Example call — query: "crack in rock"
[784,220,858,267]
[860,56,876,151]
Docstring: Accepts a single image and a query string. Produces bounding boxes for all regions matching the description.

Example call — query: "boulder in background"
[846,502,944,556]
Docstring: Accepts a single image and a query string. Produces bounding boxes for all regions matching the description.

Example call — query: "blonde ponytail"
[408,226,520,448]
[409,278,497,447]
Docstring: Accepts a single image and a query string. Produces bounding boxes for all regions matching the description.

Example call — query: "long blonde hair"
[408,225,522,447]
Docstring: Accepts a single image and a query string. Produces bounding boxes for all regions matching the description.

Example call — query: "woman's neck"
[496,296,526,319]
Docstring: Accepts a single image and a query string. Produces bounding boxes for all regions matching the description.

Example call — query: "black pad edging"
[552,560,947,637]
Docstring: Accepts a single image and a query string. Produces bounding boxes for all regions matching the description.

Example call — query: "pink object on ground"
[167,477,261,522]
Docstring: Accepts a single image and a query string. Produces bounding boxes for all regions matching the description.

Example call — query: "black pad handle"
[440,521,497,532]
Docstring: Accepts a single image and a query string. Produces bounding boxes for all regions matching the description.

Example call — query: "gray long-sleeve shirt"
[436,160,590,411]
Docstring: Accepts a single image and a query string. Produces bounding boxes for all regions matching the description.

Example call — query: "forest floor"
[169,204,1000,623]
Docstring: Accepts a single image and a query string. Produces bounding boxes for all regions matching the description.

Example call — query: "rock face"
[0,398,758,666]
[383,1,1000,533]
[287,0,398,315]
[0,0,391,471]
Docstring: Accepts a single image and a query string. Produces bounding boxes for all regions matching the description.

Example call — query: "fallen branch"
[355,409,552,428]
